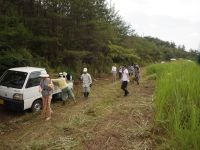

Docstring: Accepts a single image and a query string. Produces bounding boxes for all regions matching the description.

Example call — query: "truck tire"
[31,99,42,112]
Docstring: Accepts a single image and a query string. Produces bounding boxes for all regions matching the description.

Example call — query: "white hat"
[59,72,63,75]
[63,72,67,76]
[40,72,49,78]
[83,68,87,72]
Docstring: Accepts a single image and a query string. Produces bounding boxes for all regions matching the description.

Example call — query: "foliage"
[197,54,200,64]
[147,61,200,149]
[0,0,199,77]
[121,36,198,64]
[0,49,32,73]
[108,43,140,64]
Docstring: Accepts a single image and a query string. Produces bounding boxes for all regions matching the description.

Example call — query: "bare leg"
[41,97,45,118]
[43,97,48,119]
[114,73,116,82]
[46,96,52,120]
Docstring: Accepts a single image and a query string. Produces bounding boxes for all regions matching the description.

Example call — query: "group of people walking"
[111,63,140,96]
[39,64,139,121]
[39,68,92,121]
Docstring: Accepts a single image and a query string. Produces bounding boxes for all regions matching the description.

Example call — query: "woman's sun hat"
[40,72,49,78]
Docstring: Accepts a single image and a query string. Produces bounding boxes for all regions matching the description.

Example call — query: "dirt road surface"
[0,75,155,150]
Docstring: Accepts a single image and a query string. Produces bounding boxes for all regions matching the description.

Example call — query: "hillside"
[0,0,199,77]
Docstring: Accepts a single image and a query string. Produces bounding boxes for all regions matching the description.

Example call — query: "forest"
[0,0,199,77]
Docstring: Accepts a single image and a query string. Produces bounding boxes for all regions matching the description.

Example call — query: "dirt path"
[0,75,155,150]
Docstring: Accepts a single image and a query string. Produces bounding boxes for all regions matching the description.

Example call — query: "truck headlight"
[13,93,23,100]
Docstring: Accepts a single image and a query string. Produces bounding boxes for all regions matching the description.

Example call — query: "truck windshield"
[0,70,27,89]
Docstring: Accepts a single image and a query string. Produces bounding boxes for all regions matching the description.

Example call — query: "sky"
[108,0,200,50]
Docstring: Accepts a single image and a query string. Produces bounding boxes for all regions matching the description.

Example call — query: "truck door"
[23,71,42,110]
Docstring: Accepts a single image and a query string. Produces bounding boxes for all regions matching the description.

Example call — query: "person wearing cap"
[63,72,73,82]
[52,75,76,105]
[111,64,117,83]
[58,72,63,78]
[134,64,140,85]
[128,64,135,76]
[66,73,75,103]
[80,68,92,98]
[39,73,54,121]
[63,72,67,78]
[118,66,123,79]
[121,65,129,96]
[64,71,75,103]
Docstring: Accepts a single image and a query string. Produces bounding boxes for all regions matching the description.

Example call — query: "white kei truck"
[0,67,61,112]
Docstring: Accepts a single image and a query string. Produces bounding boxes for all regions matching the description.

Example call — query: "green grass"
[146,61,200,149]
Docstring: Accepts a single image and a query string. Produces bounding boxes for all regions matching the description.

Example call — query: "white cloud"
[109,0,200,50]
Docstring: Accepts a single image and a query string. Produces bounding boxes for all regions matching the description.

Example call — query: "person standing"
[121,66,129,96]
[111,64,117,83]
[39,73,54,121]
[128,64,135,76]
[134,64,140,85]
[80,68,92,98]
[52,75,76,105]
[118,66,123,79]
[66,72,76,103]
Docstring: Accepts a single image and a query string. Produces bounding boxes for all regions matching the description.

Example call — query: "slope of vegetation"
[146,61,200,149]
[0,0,199,77]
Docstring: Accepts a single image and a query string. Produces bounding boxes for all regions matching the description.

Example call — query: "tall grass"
[146,61,200,149]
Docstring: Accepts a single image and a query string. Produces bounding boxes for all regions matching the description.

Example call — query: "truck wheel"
[31,99,42,112]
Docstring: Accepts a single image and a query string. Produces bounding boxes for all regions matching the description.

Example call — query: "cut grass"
[0,76,155,150]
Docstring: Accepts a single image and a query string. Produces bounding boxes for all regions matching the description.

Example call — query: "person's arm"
[48,78,54,90]
[70,75,73,81]
[80,74,83,80]
[126,69,130,81]
[89,74,92,84]
[88,74,92,87]
[49,79,54,90]
[52,79,60,86]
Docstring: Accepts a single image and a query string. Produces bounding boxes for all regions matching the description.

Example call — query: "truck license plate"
[0,99,4,105]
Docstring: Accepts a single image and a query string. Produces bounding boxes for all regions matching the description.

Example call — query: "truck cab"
[0,67,61,112]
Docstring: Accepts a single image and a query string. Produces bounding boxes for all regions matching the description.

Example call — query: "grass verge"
[146,60,200,149]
